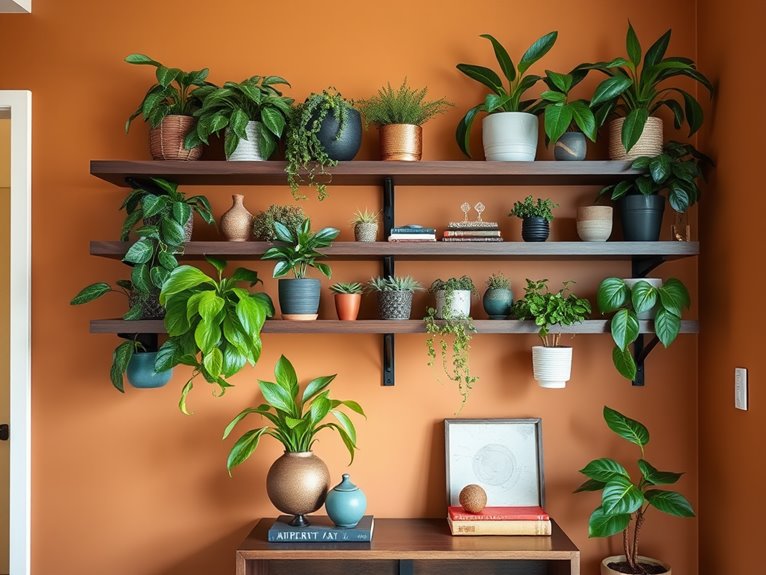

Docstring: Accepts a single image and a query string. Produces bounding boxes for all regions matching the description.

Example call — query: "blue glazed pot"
[126,351,172,389]
[482,287,513,319]
[316,108,362,161]
[325,474,367,528]
[278,278,321,317]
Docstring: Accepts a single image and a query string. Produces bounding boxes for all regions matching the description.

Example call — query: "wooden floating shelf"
[90,240,700,260]
[90,318,699,335]
[90,160,640,187]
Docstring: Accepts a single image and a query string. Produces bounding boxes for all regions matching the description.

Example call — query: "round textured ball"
[459,484,487,514]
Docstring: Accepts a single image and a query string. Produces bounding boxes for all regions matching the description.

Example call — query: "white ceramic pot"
[576,206,613,242]
[601,555,670,575]
[532,346,572,388]
[623,278,663,320]
[435,290,472,319]
[482,112,538,161]
[226,121,265,161]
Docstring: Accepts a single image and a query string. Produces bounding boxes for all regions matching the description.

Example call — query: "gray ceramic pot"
[554,132,587,160]
[278,278,321,318]
[377,291,413,320]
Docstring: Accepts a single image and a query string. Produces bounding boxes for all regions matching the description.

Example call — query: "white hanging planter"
[226,121,265,161]
[435,290,472,319]
[482,112,538,161]
[532,346,572,388]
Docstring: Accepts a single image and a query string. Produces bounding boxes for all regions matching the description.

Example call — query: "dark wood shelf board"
[90,160,640,187]
[90,240,700,260]
[90,318,699,335]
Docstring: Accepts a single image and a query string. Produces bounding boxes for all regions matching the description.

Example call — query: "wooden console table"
[236,518,579,575]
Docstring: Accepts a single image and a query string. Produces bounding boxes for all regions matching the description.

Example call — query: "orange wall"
[0,2,700,574]
[697,0,766,572]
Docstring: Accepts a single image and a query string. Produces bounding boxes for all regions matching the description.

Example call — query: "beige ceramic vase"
[576,206,613,242]
[266,451,330,526]
[220,194,253,242]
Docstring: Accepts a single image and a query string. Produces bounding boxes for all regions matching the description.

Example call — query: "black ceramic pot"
[620,195,665,241]
[521,217,550,242]
[316,107,362,161]
[278,278,321,318]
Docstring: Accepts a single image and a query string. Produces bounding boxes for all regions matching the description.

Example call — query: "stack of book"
[447,506,551,536]
[268,515,375,542]
[442,220,503,242]
[388,225,436,242]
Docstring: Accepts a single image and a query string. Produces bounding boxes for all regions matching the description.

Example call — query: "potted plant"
[424,277,478,410]
[597,277,690,381]
[482,272,513,319]
[576,406,694,574]
[367,275,423,320]
[456,31,558,161]
[157,257,274,414]
[285,88,362,200]
[261,219,340,320]
[512,279,591,388]
[351,208,380,242]
[252,204,307,242]
[598,142,712,241]
[184,75,293,161]
[588,22,713,160]
[330,282,364,321]
[225,355,365,527]
[124,53,213,160]
[508,195,557,242]
[357,79,452,161]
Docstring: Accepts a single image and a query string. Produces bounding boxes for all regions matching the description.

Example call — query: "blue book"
[390,225,435,234]
[267,515,374,542]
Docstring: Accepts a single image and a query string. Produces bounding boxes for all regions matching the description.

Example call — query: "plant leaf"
[597,278,628,313]
[603,406,649,447]
[258,380,294,414]
[621,108,650,153]
[610,308,639,350]
[654,307,681,348]
[626,21,642,67]
[480,33,516,82]
[518,31,558,75]
[274,355,299,398]
[70,282,112,305]
[226,427,269,474]
[579,458,629,482]
[631,281,658,315]
[612,346,637,380]
[588,506,632,538]
[645,489,695,517]
[110,341,133,393]
[602,475,644,515]
[638,459,682,485]
[123,239,153,265]
[574,478,606,493]
[456,64,504,94]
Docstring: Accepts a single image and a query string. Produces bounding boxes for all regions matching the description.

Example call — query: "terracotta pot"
[608,116,663,160]
[149,115,202,161]
[379,124,422,161]
[220,194,253,242]
[266,451,330,527]
[335,293,361,321]
[601,555,670,574]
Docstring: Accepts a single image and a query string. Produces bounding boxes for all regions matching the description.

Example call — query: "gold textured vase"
[220,194,254,242]
[266,451,330,526]
[379,124,422,161]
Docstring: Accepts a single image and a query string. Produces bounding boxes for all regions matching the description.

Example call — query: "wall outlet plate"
[735,367,748,411]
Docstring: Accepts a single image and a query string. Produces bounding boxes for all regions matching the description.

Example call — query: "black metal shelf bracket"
[631,255,666,278]
[632,334,660,386]
[382,177,396,387]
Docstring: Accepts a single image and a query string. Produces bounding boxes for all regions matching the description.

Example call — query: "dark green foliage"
[540,68,600,144]
[261,218,340,279]
[508,195,558,221]
[512,279,591,347]
[252,204,307,241]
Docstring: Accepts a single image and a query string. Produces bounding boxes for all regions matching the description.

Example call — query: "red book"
[447,506,549,521]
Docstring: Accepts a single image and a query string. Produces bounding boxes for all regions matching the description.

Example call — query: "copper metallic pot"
[266,451,330,526]
[379,124,422,161]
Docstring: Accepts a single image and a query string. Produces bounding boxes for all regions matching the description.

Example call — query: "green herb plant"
[184,76,294,159]
[508,195,557,222]
[357,79,453,126]
[252,204,307,242]
[224,355,365,473]
[486,272,511,290]
[330,282,365,295]
[597,277,690,380]
[456,31,558,157]
[124,53,212,132]
[261,219,340,279]
[157,257,274,414]
[576,406,694,574]
[512,279,591,347]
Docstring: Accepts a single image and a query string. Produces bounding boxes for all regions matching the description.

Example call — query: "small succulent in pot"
[483,272,514,319]
[252,204,307,242]
[330,282,365,321]
[508,195,557,242]
[351,208,380,242]
[367,275,423,320]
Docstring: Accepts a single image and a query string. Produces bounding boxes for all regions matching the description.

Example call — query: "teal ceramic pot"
[325,474,367,528]
[278,278,321,317]
[126,351,172,389]
[482,287,513,319]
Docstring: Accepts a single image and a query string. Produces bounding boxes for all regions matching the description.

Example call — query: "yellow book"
[447,517,552,536]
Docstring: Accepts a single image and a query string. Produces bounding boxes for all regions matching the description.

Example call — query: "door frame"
[0,90,31,575]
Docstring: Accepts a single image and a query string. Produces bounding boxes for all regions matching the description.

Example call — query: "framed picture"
[444,418,545,507]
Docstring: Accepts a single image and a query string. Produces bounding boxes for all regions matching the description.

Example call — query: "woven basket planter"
[377,291,414,320]
[608,116,663,160]
[149,115,202,161]
[354,222,378,242]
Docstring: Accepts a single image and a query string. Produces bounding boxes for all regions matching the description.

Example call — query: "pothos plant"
[157,257,274,414]
[425,276,478,411]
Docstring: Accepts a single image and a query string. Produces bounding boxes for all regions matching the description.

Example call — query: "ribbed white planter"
[601,555,670,575]
[226,121,265,161]
[623,278,663,320]
[532,346,572,388]
[435,290,472,319]
[482,112,538,161]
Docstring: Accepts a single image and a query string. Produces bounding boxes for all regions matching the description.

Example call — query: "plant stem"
[632,509,645,573]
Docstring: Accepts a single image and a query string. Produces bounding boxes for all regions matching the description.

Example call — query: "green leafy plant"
[455,31,558,157]
[576,406,694,574]
[124,53,212,132]
[285,88,355,200]
[486,272,511,290]
[357,79,453,126]
[367,275,423,292]
[588,21,714,153]
[351,208,380,225]
[261,219,340,279]
[157,257,274,414]
[429,276,476,295]
[597,277,690,380]
[330,282,364,295]
[512,279,591,347]
[508,195,558,221]
[252,204,307,242]
[184,76,294,159]
[224,355,365,473]
[598,141,713,213]
[540,68,600,145]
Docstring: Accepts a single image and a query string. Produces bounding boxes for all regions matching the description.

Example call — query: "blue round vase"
[126,351,172,389]
[482,287,514,319]
[325,474,367,528]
